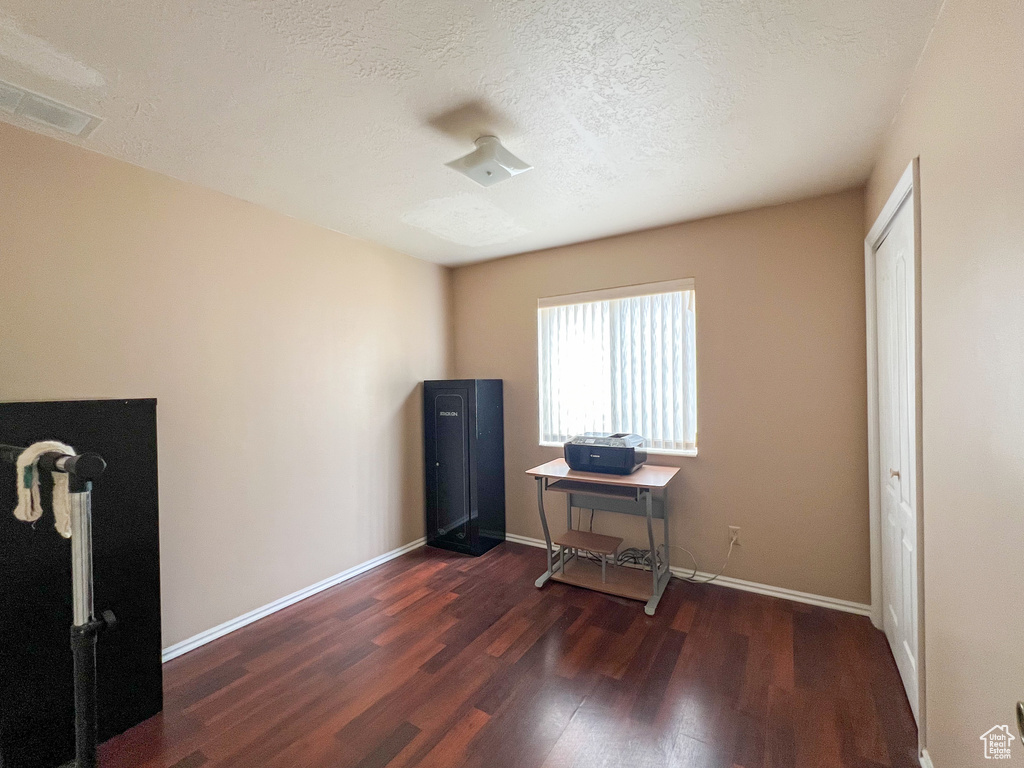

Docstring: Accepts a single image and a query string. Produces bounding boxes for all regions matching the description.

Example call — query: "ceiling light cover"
[445,136,532,187]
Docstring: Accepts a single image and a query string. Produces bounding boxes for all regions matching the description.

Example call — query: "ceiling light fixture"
[445,136,532,187]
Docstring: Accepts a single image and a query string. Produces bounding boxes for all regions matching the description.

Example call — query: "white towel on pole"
[12,441,77,538]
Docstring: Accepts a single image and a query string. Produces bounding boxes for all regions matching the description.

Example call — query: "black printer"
[563,433,647,475]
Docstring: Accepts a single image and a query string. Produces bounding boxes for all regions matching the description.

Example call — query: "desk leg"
[663,498,670,574]
[645,569,672,616]
[645,491,657,594]
[565,493,573,566]
[644,491,670,616]
[534,477,561,588]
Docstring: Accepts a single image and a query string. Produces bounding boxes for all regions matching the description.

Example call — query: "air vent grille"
[0,80,24,114]
[0,78,101,137]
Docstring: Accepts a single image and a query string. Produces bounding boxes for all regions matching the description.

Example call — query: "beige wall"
[0,123,449,648]
[867,0,1024,764]
[451,189,871,603]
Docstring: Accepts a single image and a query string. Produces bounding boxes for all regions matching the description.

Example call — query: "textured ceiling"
[0,0,942,265]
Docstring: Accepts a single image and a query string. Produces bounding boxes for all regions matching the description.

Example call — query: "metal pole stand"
[1,447,114,768]
[66,474,116,768]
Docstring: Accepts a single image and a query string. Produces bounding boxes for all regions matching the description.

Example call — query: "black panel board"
[424,380,504,556]
[430,389,471,541]
[472,379,505,546]
[0,398,162,768]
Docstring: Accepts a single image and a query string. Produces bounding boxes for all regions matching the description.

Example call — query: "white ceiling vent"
[445,136,532,187]
[0,78,102,137]
[0,80,24,114]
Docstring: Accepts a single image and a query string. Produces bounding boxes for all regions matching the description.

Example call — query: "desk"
[526,458,679,615]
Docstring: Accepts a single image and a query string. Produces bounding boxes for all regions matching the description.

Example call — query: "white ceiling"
[0,0,942,265]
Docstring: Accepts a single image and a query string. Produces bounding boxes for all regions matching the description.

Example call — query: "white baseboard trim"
[162,537,427,662]
[503,533,871,617]
[919,748,934,768]
[505,532,550,548]
[164,532,871,663]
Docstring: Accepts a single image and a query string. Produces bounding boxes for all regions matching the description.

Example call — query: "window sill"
[540,442,697,458]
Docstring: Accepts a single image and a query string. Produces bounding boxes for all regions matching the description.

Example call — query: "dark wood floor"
[102,543,917,768]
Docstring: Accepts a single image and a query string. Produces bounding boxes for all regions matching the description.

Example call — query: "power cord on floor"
[568,509,737,584]
[669,539,735,584]
[581,547,657,569]
[576,535,736,585]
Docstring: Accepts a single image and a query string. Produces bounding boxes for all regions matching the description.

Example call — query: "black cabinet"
[424,380,504,556]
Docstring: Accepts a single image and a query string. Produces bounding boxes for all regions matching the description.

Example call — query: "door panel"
[875,194,919,721]
[432,392,470,542]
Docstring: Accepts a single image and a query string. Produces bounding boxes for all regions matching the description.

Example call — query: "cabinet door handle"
[890,468,900,479]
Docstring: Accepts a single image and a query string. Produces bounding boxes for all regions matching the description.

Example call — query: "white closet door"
[875,194,920,721]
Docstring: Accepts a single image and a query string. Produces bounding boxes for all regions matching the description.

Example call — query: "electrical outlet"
[729,526,741,545]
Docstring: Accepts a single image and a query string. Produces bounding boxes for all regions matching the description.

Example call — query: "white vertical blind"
[538,283,696,452]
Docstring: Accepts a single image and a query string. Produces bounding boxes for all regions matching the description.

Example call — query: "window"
[538,279,697,454]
